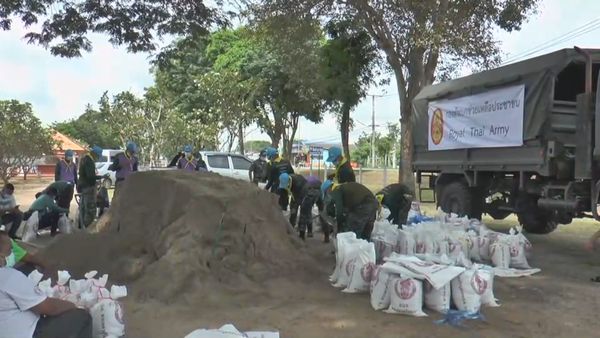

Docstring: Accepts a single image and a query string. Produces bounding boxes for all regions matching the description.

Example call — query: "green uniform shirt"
[46,181,72,195]
[10,239,27,263]
[29,194,69,214]
[334,159,356,184]
[328,182,375,223]
[78,154,98,189]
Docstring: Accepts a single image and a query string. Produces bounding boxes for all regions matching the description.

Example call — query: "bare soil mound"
[43,170,317,303]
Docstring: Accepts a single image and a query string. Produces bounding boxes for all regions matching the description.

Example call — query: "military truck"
[412,48,600,234]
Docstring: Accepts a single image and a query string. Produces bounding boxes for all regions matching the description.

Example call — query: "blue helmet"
[265,147,278,160]
[64,149,74,158]
[91,145,103,158]
[326,146,342,163]
[321,179,334,198]
[278,173,290,190]
[183,144,193,153]
[126,141,138,153]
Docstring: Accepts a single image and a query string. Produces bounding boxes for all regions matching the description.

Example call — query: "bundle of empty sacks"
[330,208,540,317]
[28,269,127,338]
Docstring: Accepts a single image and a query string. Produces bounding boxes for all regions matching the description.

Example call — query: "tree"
[0,0,225,57]
[253,0,539,188]
[53,103,120,148]
[0,100,54,183]
[321,20,377,160]
[245,140,271,153]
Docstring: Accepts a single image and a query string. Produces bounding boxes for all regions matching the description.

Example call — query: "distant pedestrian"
[248,150,268,185]
[54,149,77,185]
[0,183,23,239]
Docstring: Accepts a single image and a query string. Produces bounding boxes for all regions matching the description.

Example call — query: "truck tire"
[516,194,558,234]
[486,198,512,220]
[439,181,472,217]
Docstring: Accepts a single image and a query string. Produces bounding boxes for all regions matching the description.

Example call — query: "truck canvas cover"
[412,48,600,150]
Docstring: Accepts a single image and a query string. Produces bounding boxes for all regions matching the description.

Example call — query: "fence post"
[383,163,388,189]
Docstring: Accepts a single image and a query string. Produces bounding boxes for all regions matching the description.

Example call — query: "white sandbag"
[383,254,465,289]
[493,267,541,277]
[185,324,246,338]
[396,229,416,255]
[514,225,532,259]
[478,236,492,261]
[81,274,110,309]
[424,281,451,313]
[52,270,72,299]
[370,266,394,310]
[378,207,391,221]
[22,211,39,243]
[478,267,500,307]
[490,240,510,269]
[507,228,531,269]
[451,268,492,313]
[467,230,481,262]
[330,232,357,283]
[91,300,125,338]
[28,270,44,285]
[58,215,74,234]
[333,240,364,288]
[415,230,437,254]
[343,242,376,293]
[64,279,91,306]
[436,239,449,256]
[37,279,55,297]
[384,277,427,317]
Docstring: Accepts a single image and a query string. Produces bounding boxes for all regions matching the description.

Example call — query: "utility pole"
[370,94,383,168]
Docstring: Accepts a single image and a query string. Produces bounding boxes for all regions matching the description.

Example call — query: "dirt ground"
[8,178,600,338]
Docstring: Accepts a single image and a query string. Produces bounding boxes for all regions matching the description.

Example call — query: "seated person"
[27,188,69,236]
[0,231,92,338]
[38,181,75,215]
[1,183,23,239]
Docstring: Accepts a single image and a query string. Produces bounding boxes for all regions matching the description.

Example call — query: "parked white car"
[199,151,254,182]
[95,149,121,188]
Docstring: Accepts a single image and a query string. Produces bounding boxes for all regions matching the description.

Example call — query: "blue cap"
[321,179,334,198]
[126,141,137,153]
[326,146,342,163]
[183,145,193,153]
[266,147,278,160]
[278,173,290,189]
[91,145,103,158]
[64,149,74,158]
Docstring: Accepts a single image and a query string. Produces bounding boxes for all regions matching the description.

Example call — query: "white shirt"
[0,267,46,338]
[0,192,16,213]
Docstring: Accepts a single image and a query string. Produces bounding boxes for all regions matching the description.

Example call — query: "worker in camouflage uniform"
[264,147,294,210]
[323,181,378,240]
[248,150,268,185]
[279,173,324,240]
[77,146,104,228]
[326,146,356,184]
[376,183,414,227]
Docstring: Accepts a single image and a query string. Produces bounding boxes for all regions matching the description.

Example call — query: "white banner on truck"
[427,85,525,151]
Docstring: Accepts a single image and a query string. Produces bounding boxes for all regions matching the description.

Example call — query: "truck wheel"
[439,181,472,217]
[486,198,512,220]
[516,194,558,234]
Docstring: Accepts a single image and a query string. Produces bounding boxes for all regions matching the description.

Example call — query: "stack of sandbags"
[28,270,127,338]
[330,232,376,293]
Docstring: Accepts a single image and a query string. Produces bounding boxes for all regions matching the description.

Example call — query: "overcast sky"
[1,0,599,144]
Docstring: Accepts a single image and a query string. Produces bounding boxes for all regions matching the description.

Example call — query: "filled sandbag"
[370,266,395,311]
[343,242,376,293]
[451,267,493,313]
[424,281,451,314]
[384,277,427,317]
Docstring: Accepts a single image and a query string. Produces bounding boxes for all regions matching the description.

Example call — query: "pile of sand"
[43,170,318,303]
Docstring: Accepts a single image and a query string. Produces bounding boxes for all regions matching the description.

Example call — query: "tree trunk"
[238,123,245,154]
[341,105,351,160]
[399,101,415,192]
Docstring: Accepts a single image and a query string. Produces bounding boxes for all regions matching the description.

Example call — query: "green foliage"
[245,140,271,152]
[0,100,54,182]
[1,0,225,57]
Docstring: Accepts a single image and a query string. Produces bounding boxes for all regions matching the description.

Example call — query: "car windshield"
[231,156,251,170]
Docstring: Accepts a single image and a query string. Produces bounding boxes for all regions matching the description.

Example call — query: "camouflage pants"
[345,198,378,241]
[297,188,322,233]
[80,186,97,228]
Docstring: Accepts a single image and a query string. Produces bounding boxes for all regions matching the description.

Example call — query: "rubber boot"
[299,231,306,241]
[307,222,313,237]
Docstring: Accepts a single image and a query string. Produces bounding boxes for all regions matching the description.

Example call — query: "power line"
[502,17,600,65]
